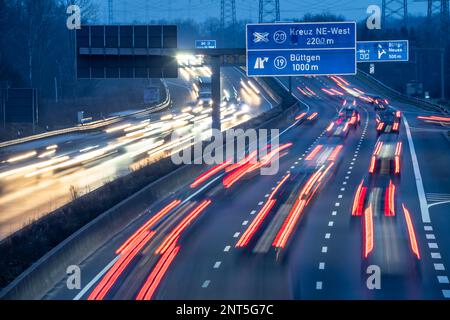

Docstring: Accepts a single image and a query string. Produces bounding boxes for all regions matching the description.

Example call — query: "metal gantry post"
[221,0,237,47]
[211,55,222,131]
[108,0,113,24]
[382,0,408,28]
[259,0,280,23]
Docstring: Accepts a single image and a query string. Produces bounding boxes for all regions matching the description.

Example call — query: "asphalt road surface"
[5,73,450,300]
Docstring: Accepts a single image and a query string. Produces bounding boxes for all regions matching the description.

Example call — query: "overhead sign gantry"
[356,40,409,62]
[246,21,357,77]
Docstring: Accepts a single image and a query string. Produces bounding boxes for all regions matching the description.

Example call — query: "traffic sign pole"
[211,55,221,131]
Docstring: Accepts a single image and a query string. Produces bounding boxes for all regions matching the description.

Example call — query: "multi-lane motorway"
[2,70,450,300]
[0,66,274,240]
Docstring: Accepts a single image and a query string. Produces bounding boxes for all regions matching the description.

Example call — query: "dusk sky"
[92,0,428,24]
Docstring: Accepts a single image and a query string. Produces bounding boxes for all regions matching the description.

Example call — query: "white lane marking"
[403,117,430,223]
[424,225,433,231]
[71,95,310,300]
[73,255,121,300]
[438,276,449,284]
[426,234,436,240]
[428,243,438,249]
[202,280,211,288]
[332,211,337,216]
[343,181,347,185]
[213,261,222,269]
[338,195,343,199]
[321,246,328,253]
[265,194,270,198]
[328,221,334,227]
[443,290,450,298]
[258,201,264,206]
[316,281,323,290]
[250,210,256,215]
[224,245,231,252]
[434,263,445,271]
[335,203,340,207]
[340,188,345,191]
[319,262,325,270]
[325,233,331,239]
[233,232,240,238]
[431,252,442,259]
[242,220,248,226]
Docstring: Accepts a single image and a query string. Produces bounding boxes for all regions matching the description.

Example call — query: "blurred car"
[342,106,361,128]
[368,135,403,176]
[368,95,389,111]
[376,110,401,134]
[325,114,352,138]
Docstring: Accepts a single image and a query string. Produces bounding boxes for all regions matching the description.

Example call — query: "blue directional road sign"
[357,40,409,62]
[195,40,217,49]
[246,22,356,77]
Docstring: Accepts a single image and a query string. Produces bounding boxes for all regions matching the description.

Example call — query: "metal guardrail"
[0,82,171,149]
[357,69,449,114]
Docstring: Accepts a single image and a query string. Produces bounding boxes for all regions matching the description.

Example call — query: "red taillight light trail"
[369,156,376,174]
[295,112,307,121]
[352,181,367,216]
[236,199,276,248]
[223,143,292,188]
[116,200,181,254]
[330,88,344,96]
[374,141,383,156]
[395,142,402,156]
[353,88,365,95]
[377,122,384,131]
[343,121,349,132]
[89,231,156,300]
[305,144,323,161]
[225,150,257,173]
[272,199,307,249]
[305,86,316,96]
[236,173,292,247]
[272,169,323,248]
[402,204,421,260]
[321,88,335,96]
[326,122,334,132]
[136,242,180,300]
[384,180,396,217]
[327,145,343,161]
[297,87,308,96]
[342,99,347,106]
[394,156,400,174]
[417,115,450,122]
[393,122,399,131]
[190,160,231,188]
[395,110,401,118]
[155,200,212,254]
[307,112,318,120]
[364,205,374,258]
[336,76,349,86]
